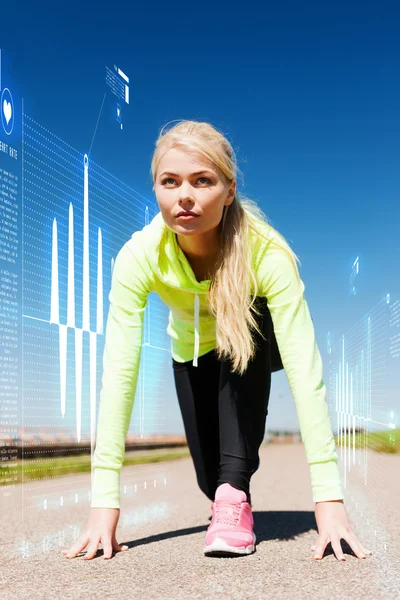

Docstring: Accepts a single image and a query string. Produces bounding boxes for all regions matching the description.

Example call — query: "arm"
[90,238,150,509]
[259,244,344,503]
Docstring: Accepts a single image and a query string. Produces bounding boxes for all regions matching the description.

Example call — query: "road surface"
[1,443,399,599]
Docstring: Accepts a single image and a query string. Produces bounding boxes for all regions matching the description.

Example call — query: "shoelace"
[214,501,241,526]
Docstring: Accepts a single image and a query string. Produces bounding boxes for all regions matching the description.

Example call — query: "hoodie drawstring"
[193,293,200,367]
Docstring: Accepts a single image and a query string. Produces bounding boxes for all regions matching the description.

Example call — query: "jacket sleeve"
[259,244,344,503]
[90,238,150,509]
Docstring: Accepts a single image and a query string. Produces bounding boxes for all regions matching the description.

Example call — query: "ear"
[227,180,236,203]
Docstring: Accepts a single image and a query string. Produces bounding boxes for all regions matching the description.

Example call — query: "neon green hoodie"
[90,209,344,508]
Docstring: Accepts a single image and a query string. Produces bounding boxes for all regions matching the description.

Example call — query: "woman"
[64,120,372,561]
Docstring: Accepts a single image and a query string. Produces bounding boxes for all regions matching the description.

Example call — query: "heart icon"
[3,99,12,125]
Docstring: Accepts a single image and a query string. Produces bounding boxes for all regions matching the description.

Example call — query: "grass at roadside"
[0,448,191,486]
[334,428,400,453]
[1,429,398,487]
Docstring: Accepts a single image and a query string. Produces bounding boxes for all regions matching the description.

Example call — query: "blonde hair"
[150,120,302,375]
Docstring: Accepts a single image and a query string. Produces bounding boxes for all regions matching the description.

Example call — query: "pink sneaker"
[203,483,256,556]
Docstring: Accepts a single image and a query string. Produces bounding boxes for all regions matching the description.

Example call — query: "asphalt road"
[1,443,399,599]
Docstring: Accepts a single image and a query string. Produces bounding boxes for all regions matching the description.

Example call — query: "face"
[153,147,236,241]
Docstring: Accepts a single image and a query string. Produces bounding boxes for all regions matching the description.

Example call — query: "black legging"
[172,296,283,507]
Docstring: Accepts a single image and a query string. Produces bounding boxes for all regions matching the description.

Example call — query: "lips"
[176,212,198,217]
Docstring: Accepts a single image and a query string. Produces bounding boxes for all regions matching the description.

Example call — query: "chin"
[173,218,200,231]
[174,226,198,235]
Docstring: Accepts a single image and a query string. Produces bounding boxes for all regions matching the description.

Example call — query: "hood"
[140,211,211,367]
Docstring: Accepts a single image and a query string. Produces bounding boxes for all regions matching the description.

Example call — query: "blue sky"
[1,0,399,433]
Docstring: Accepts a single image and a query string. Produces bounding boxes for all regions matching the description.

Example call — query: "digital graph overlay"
[105,64,129,130]
[327,293,399,512]
[349,256,360,296]
[21,114,170,511]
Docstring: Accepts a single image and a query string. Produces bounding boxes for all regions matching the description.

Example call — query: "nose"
[178,181,195,203]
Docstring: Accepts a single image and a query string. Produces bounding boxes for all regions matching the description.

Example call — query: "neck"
[176,230,221,261]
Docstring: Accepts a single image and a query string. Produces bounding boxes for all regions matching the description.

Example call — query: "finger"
[313,537,328,560]
[112,538,129,554]
[83,538,101,561]
[101,537,128,560]
[342,531,369,559]
[63,535,90,559]
[348,532,372,556]
[331,537,346,561]
[102,538,113,560]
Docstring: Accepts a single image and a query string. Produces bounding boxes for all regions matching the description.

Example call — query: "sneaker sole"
[203,532,256,556]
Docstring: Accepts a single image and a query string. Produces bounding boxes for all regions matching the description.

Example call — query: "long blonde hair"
[150,120,302,375]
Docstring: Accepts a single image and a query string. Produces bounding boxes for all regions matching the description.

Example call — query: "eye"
[161,176,212,185]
